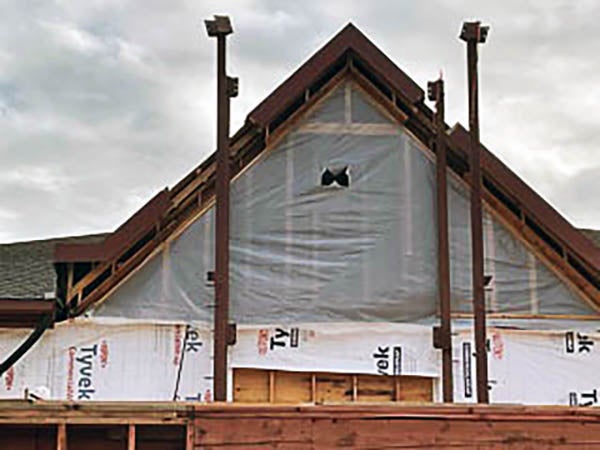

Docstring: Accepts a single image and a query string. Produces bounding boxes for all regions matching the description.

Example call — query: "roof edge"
[54,189,171,263]
[248,22,423,128]
[448,123,600,273]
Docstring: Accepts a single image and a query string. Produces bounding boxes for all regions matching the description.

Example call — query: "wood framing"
[233,369,434,404]
[4,401,600,448]
[127,423,135,450]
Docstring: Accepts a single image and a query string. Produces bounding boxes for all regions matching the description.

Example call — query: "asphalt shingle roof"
[0,234,108,299]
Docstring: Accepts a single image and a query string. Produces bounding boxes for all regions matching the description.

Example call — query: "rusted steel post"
[205,15,236,402]
[428,77,453,403]
[460,21,490,404]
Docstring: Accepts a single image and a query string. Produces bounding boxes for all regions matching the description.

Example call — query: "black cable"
[0,313,53,376]
[172,324,190,401]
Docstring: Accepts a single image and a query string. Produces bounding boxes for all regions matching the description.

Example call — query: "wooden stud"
[348,65,409,124]
[186,422,195,450]
[481,191,600,310]
[297,122,399,135]
[264,68,349,151]
[268,371,276,404]
[311,374,317,404]
[128,424,136,450]
[352,375,358,402]
[394,377,401,402]
[529,253,539,314]
[344,82,352,124]
[56,423,67,450]
[66,264,74,294]
[452,312,600,321]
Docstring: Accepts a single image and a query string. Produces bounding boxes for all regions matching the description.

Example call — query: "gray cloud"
[0,0,598,243]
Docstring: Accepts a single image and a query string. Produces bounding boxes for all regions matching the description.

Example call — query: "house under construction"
[1,20,599,449]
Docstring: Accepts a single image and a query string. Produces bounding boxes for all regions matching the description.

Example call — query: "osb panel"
[233,369,434,404]
[356,374,394,402]
[397,375,433,402]
[233,369,269,403]
[274,371,313,404]
[314,373,352,404]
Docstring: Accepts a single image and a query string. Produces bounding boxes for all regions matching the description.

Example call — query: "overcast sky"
[0,0,598,243]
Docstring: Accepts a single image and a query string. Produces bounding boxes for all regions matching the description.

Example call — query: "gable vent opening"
[321,166,350,187]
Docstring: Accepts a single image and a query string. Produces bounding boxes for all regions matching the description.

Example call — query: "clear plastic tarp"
[93,80,597,326]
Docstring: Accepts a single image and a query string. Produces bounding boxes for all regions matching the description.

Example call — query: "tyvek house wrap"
[93,81,595,324]
[3,320,600,405]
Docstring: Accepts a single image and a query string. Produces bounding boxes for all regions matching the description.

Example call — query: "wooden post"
[128,424,136,450]
[56,423,67,450]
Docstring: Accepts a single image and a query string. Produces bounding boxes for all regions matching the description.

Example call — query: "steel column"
[428,78,453,402]
[460,21,490,404]
[205,15,234,402]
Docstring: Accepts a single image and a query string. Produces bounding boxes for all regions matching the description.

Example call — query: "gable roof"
[52,23,600,317]
[247,23,424,127]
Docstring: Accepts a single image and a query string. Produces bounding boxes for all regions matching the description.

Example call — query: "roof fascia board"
[54,190,171,263]
[0,299,55,329]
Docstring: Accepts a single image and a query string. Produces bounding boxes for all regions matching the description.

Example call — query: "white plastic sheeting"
[93,79,595,325]
[0,319,212,401]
